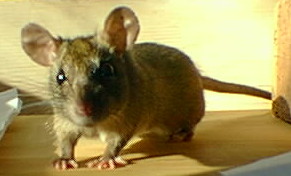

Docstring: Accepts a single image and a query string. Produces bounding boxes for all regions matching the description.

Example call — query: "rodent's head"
[21,7,140,126]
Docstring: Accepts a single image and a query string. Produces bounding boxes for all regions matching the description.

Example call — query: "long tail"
[201,76,271,100]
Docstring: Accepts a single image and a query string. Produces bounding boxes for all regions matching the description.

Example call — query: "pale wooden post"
[272,0,291,123]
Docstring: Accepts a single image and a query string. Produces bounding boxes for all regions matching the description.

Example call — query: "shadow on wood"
[120,111,291,172]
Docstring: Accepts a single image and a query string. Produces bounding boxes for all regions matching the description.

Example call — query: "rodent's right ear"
[21,23,61,67]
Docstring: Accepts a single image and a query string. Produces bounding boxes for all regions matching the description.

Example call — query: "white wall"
[0,0,276,111]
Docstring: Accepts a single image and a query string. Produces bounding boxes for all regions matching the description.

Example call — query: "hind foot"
[169,129,194,142]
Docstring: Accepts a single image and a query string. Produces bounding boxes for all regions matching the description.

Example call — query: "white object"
[221,152,291,176]
[0,88,22,141]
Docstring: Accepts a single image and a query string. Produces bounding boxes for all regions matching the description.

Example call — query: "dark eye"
[99,63,115,78]
[90,63,116,82]
[56,68,67,85]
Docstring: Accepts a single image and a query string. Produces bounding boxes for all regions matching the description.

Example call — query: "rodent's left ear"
[101,6,140,54]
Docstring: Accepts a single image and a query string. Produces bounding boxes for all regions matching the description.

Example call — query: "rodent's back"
[127,43,205,135]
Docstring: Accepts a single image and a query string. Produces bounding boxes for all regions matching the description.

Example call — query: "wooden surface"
[0,0,275,113]
[1,110,291,176]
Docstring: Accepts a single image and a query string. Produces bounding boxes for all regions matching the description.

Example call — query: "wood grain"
[0,0,275,113]
[0,110,291,176]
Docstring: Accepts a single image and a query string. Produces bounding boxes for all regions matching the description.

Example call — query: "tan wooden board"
[1,110,291,176]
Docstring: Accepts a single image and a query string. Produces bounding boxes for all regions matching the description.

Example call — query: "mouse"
[20,6,271,170]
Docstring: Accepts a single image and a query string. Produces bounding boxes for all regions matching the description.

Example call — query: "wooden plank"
[1,110,291,175]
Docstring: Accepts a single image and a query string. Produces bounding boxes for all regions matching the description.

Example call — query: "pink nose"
[79,103,93,117]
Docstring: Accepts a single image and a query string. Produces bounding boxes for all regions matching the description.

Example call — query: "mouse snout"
[76,102,93,117]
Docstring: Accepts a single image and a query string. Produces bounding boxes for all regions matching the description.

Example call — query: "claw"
[53,158,79,170]
[86,156,127,170]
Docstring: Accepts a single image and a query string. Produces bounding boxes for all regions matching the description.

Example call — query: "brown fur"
[21,7,270,170]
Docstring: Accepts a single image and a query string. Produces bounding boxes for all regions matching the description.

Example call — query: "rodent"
[20,6,271,170]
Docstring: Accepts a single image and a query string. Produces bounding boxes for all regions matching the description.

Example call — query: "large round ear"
[21,23,60,67]
[101,7,140,54]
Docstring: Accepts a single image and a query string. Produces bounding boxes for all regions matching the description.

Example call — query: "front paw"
[85,156,127,170]
[53,158,79,170]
